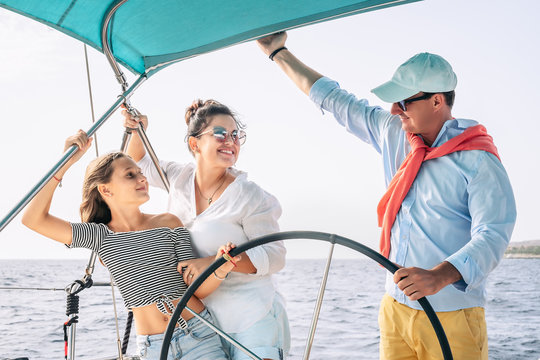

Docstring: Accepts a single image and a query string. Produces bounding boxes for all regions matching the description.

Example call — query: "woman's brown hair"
[79,152,127,224]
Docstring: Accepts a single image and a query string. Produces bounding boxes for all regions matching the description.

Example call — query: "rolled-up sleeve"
[446,152,517,291]
[242,191,285,276]
[138,154,184,191]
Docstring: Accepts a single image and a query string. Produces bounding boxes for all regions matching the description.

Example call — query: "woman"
[122,100,290,360]
[22,130,240,360]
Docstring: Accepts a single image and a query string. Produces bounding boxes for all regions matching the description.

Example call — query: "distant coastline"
[504,239,540,259]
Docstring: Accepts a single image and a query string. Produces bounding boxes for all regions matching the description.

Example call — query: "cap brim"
[370,80,418,103]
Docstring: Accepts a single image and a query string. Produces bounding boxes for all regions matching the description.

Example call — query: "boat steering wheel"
[160,231,453,360]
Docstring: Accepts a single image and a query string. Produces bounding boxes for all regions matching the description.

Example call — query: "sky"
[0,0,539,259]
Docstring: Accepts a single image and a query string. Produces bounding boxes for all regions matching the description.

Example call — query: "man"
[257,32,516,359]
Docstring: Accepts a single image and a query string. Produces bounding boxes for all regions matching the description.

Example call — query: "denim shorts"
[222,297,290,360]
[136,308,228,360]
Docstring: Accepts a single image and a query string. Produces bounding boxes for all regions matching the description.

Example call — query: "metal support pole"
[119,106,169,192]
[109,273,124,360]
[185,306,261,360]
[64,278,87,360]
[136,124,170,191]
[120,129,133,152]
[101,0,130,90]
[83,44,100,158]
[119,103,138,153]
[69,321,77,360]
[0,75,146,233]
[66,252,98,360]
[302,239,336,360]
[84,252,98,278]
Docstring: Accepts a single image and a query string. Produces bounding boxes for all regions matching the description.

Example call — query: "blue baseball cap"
[371,52,457,103]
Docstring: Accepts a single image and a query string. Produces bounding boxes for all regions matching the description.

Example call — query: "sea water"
[0,258,538,360]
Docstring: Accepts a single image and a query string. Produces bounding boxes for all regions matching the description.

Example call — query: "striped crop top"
[69,222,194,325]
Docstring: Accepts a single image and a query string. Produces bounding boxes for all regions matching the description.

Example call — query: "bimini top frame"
[0,0,423,78]
[0,0,427,231]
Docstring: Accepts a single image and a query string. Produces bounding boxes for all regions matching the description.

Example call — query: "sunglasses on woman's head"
[197,126,246,145]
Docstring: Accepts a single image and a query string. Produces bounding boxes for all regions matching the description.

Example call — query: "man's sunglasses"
[397,93,433,111]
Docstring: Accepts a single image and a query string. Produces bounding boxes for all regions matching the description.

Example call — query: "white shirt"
[138,155,286,332]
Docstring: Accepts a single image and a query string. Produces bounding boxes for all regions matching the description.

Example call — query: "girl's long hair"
[80,152,127,223]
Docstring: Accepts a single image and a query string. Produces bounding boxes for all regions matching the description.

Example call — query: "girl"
[22,130,239,360]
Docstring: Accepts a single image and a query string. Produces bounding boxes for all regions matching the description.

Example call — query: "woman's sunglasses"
[197,126,247,145]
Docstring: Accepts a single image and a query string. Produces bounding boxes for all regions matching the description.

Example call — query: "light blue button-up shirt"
[310,77,516,311]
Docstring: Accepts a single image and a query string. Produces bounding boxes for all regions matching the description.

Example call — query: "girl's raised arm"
[22,130,92,245]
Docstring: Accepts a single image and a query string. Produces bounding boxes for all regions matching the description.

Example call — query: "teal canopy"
[0,0,420,77]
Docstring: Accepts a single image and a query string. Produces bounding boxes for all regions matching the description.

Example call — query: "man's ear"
[432,93,444,109]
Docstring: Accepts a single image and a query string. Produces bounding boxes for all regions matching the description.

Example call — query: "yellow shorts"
[378,294,487,360]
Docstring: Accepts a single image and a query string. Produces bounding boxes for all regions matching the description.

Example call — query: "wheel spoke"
[303,241,335,360]
[184,306,262,360]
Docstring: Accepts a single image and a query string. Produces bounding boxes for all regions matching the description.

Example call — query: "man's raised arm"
[257,32,324,96]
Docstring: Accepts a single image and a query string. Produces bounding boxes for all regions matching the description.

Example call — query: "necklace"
[196,171,227,205]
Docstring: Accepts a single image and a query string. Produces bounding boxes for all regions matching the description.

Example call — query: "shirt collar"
[430,118,479,147]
